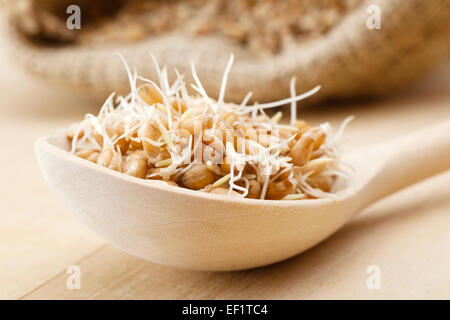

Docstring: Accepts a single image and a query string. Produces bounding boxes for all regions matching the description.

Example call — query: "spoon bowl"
[35,120,450,271]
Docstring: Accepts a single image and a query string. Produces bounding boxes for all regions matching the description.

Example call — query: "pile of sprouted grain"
[14,0,362,56]
[78,0,362,55]
[66,54,353,200]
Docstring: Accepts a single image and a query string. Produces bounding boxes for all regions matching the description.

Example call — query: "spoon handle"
[362,119,450,205]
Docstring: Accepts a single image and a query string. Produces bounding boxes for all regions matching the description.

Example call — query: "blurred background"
[3,0,450,102]
[1,0,449,299]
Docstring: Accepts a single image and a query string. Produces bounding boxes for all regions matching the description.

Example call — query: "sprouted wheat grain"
[12,0,363,56]
[65,54,353,200]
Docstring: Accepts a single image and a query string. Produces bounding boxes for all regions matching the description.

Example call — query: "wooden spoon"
[35,120,450,271]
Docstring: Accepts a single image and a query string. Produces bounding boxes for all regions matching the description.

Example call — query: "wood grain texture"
[0,16,449,299]
[21,173,450,299]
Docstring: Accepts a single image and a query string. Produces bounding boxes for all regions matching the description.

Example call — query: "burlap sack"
[4,0,450,103]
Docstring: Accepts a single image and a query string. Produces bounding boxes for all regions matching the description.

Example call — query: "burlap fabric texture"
[5,0,450,103]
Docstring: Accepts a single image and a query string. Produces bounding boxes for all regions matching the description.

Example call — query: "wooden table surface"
[1,28,449,299]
